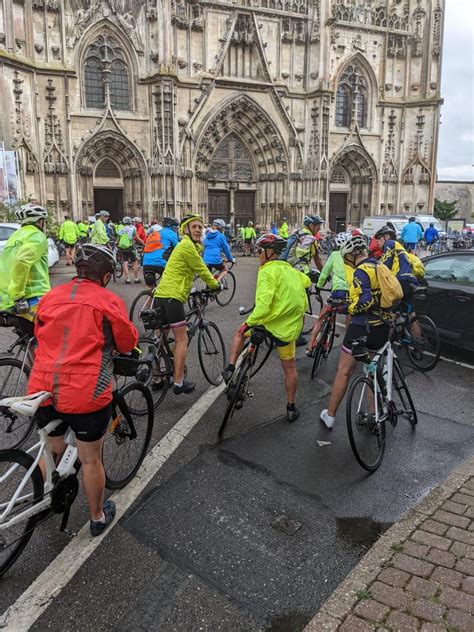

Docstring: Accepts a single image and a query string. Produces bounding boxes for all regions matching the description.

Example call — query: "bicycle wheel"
[311,344,325,380]
[346,376,386,472]
[250,339,273,378]
[115,255,124,279]
[129,290,154,336]
[198,322,226,386]
[311,317,332,380]
[218,357,251,438]
[0,358,34,449]
[405,314,440,372]
[392,359,417,427]
[216,271,236,307]
[0,450,44,578]
[302,292,323,335]
[137,337,172,410]
[103,382,154,490]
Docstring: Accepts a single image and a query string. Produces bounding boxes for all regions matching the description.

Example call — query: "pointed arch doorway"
[207,133,256,229]
[93,158,124,222]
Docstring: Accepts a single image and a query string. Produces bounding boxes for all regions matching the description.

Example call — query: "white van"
[413,215,445,234]
[361,216,408,239]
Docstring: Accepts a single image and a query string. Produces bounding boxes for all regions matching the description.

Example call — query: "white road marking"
[1,382,225,632]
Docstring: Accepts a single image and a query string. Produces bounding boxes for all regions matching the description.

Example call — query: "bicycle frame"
[361,340,394,418]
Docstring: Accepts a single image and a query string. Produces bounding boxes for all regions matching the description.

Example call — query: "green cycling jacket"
[77,222,89,238]
[90,219,109,245]
[317,250,350,292]
[247,259,310,342]
[0,224,50,308]
[155,235,219,303]
[59,219,79,245]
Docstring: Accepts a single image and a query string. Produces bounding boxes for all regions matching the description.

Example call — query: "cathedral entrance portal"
[328,192,348,233]
[94,188,123,222]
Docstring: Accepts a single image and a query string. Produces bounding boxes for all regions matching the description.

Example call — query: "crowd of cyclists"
[0,201,429,537]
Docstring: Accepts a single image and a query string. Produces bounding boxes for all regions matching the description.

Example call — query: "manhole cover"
[271,514,302,536]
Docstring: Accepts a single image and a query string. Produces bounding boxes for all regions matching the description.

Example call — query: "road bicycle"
[309,302,340,380]
[129,288,156,337]
[346,332,417,472]
[0,311,37,449]
[302,271,324,335]
[191,261,237,308]
[138,289,226,406]
[0,362,154,578]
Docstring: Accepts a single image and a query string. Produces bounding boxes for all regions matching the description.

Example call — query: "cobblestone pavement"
[307,460,474,632]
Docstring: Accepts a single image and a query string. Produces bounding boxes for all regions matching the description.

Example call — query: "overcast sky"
[437,0,474,181]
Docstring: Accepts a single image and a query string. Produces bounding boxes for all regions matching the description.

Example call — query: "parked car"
[415,251,474,350]
[0,222,59,268]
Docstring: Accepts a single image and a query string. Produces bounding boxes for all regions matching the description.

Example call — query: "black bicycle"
[310,302,339,380]
[302,271,324,335]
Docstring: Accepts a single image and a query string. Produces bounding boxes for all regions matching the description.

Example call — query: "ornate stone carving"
[33,0,60,10]
[432,1,442,57]
[44,79,69,175]
[387,33,407,58]
[150,80,176,175]
[331,0,409,32]
[11,71,38,175]
[108,0,144,52]
[412,0,426,57]
[281,18,305,44]
[382,109,398,184]
[65,0,101,48]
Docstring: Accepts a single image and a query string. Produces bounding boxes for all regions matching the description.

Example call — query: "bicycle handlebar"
[239,305,254,316]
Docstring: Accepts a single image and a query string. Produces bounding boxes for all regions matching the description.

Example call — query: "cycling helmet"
[351,228,363,236]
[374,225,396,240]
[248,221,254,226]
[335,231,351,248]
[132,217,142,223]
[256,233,287,255]
[212,218,226,229]
[75,243,116,282]
[99,210,110,218]
[180,213,204,234]
[163,217,179,228]
[123,216,132,225]
[303,214,324,227]
[340,235,367,257]
[15,203,47,225]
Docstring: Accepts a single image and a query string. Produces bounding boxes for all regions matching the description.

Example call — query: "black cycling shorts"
[244,238,252,244]
[36,403,112,443]
[143,265,164,287]
[342,323,390,355]
[153,297,186,328]
[118,248,137,263]
[207,263,224,272]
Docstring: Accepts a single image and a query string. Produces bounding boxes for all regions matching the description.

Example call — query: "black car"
[414,251,474,350]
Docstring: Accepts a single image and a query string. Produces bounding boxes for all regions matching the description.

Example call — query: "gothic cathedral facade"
[0,0,444,230]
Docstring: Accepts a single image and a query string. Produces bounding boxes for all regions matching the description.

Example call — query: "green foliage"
[434,198,458,223]
[390,541,404,552]
[356,589,373,601]
[0,200,60,237]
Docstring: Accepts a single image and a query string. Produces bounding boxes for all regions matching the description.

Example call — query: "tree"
[434,198,458,231]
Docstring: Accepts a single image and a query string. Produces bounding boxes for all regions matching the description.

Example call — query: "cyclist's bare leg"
[122,260,129,281]
[39,435,66,479]
[171,325,188,384]
[229,330,246,365]
[76,436,106,521]
[326,351,357,417]
[216,269,227,282]
[280,358,297,404]
[409,312,422,340]
[132,259,139,281]
[66,245,74,265]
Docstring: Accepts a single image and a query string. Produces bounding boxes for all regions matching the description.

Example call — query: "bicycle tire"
[218,356,251,438]
[198,322,226,386]
[311,315,333,380]
[103,382,154,490]
[346,376,386,472]
[115,254,124,279]
[405,314,440,372]
[129,290,154,336]
[302,291,323,335]
[0,358,34,449]
[0,450,44,578]
[216,271,236,307]
[136,337,172,410]
[310,344,324,380]
[393,358,417,427]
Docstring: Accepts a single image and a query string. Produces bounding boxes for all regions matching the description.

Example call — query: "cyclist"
[101,211,116,242]
[27,244,138,536]
[90,212,109,245]
[243,221,256,256]
[320,234,391,430]
[0,203,50,328]
[400,217,422,253]
[154,214,220,395]
[76,219,89,243]
[117,216,144,284]
[203,218,235,280]
[133,217,146,243]
[142,217,180,288]
[222,233,310,422]
[305,231,352,356]
[59,214,80,266]
[279,217,289,239]
[374,226,419,297]
[270,222,278,235]
[424,222,439,253]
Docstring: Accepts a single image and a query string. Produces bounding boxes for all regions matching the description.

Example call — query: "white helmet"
[132,217,142,223]
[335,232,351,249]
[123,216,132,225]
[340,235,367,257]
[212,218,226,229]
[15,203,48,225]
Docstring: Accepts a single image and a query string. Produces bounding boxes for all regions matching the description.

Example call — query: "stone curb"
[304,456,474,631]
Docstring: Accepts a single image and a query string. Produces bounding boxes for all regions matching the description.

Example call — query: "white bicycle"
[346,333,417,472]
[0,377,154,578]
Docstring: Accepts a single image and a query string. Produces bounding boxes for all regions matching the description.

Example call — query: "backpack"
[280,230,316,267]
[406,252,425,280]
[374,263,404,309]
[118,227,134,249]
[144,231,163,253]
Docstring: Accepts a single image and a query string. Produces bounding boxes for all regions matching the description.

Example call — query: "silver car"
[0,222,59,268]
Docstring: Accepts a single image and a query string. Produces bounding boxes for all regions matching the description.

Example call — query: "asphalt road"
[1,257,473,631]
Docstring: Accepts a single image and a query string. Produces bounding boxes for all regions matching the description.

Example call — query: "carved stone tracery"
[44,79,68,175]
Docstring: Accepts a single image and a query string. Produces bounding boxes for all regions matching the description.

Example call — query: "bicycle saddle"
[0,391,52,416]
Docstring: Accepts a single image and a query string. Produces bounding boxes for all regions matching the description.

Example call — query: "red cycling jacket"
[135,223,146,242]
[28,278,138,414]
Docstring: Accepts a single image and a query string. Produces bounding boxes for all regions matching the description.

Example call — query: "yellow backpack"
[406,252,426,280]
[374,263,404,309]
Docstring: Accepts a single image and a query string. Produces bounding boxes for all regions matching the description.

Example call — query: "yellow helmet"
[180,213,204,235]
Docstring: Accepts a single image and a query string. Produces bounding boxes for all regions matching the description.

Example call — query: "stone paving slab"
[305,457,474,632]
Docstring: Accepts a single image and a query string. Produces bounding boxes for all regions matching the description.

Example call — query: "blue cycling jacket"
[142,227,179,268]
[203,230,233,265]
[401,222,422,244]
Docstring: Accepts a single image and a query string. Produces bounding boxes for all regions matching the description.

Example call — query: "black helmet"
[409,216,416,222]
[256,233,287,255]
[163,217,179,228]
[303,214,324,227]
[374,225,396,240]
[75,244,116,282]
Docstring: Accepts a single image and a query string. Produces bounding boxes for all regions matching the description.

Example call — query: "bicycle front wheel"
[302,292,323,335]
[0,358,34,449]
[346,376,386,472]
[216,271,236,307]
[219,356,251,438]
[104,382,154,490]
[0,450,44,578]
[129,290,155,336]
[198,322,226,386]
[405,314,440,372]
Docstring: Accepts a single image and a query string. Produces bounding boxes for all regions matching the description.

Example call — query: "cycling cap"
[340,235,367,257]
[256,233,287,255]
[335,232,351,248]
[123,216,132,225]
[212,219,226,229]
[303,214,324,227]
[374,225,396,240]
[99,210,110,217]
[15,203,47,225]
[180,214,204,233]
[75,243,116,278]
[162,217,179,228]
